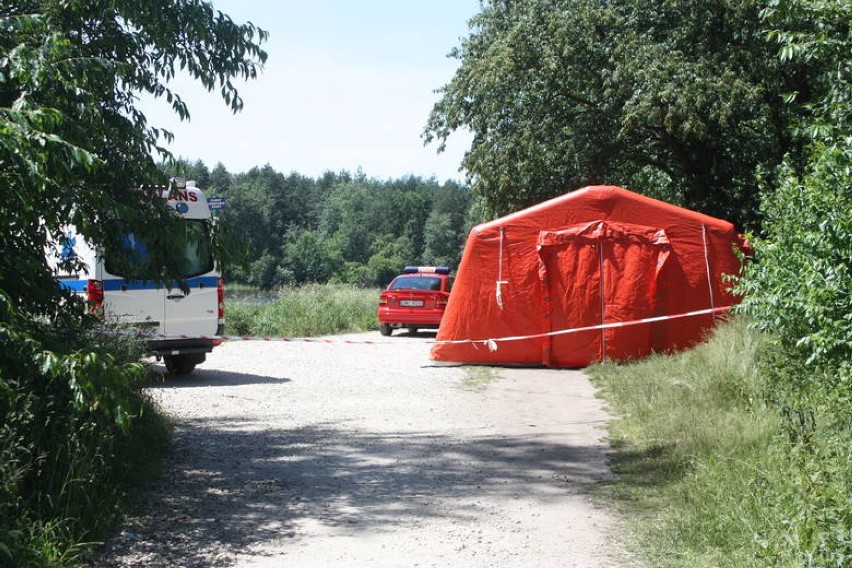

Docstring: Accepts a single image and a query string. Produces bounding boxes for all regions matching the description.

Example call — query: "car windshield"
[105,219,214,280]
[388,276,443,291]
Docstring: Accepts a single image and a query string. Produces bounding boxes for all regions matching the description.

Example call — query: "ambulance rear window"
[177,220,214,277]
[105,220,213,280]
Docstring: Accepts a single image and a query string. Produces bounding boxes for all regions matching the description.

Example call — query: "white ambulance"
[55,179,225,375]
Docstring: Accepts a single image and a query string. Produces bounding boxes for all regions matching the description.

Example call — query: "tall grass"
[226,284,380,337]
[0,327,171,567]
[588,319,850,567]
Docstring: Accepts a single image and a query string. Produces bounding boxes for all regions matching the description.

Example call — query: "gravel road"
[96,332,630,567]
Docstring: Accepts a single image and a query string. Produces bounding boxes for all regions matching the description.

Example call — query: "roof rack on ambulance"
[137,177,197,191]
[171,177,196,189]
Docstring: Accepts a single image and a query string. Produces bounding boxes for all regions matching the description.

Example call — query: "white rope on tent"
[598,241,607,361]
[496,226,509,310]
[439,305,733,348]
[701,224,716,318]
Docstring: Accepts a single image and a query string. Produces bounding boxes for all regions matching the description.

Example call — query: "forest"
[164,162,475,289]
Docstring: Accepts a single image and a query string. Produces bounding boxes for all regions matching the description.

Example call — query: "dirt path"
[96,332,630,567]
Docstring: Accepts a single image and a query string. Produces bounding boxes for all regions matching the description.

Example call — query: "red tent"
[431,186,749,367]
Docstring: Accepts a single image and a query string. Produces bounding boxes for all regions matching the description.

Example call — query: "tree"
[368,235,414,287]
[425,0,806,230]
[184,159,212,188]
[737,144,852,384]
[0,1,266,560]
[283,231,342,285]
[209,162,232,193]
[319,183,364,262]
[195,167,471,287]
[737,0,852,386]
[1,0,267,317]
[423,211,460,267]
[732,4,850,562]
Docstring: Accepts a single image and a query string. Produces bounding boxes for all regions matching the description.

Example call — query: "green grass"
[459,366,499,392]
[588,319,851,567]
[0,331,172,568]
[225,284,381,337]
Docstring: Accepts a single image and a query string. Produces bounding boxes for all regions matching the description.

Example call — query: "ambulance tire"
[379,324,393,336]
[164,355,197,376]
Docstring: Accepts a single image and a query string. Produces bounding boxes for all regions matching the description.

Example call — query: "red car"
[378,266,453,336]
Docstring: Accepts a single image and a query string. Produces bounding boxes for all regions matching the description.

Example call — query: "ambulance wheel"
[379,324,393,336]
[164,355,197,375]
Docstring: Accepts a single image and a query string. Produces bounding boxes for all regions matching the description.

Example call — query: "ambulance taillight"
[86,279,104,318]
[217,276,225,321]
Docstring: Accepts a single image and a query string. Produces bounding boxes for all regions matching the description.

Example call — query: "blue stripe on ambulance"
[59,276,218,292]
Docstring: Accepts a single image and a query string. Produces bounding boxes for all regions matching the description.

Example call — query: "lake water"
[224,289,281,305]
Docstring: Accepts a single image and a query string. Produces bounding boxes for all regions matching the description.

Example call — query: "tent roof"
[473,185,735,235]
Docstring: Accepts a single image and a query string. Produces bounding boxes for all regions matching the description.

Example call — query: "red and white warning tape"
[104,305,732,352]
[444,305,731,352]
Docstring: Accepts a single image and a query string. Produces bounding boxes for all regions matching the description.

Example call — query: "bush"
[736,142,852,391]
[0,300,170,566]
[733,142,851,564]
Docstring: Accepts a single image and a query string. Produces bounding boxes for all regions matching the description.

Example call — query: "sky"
[139,1,480,183]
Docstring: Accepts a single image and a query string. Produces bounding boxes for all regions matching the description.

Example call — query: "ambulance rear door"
[101,232,167,335]
[161,216,219,339]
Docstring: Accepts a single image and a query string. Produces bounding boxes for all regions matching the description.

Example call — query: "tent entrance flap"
[537,221,670,367]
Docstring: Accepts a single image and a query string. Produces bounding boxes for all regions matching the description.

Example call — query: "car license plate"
[399,299,424,307]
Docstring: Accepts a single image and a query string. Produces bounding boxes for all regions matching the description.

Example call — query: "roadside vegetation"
[226,284,381,338]
[0,323,172,567]
[590,319,849,567]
